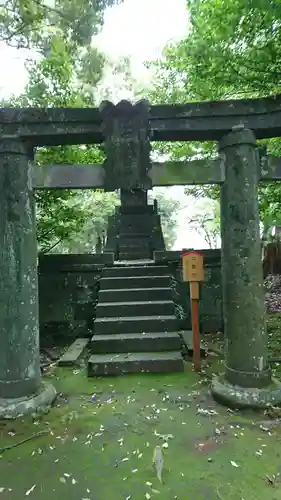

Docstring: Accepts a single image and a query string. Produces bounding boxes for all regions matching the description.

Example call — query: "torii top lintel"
[1,93,281,147]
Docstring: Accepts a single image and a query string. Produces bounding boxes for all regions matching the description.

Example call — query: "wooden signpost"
[180,250,204,372]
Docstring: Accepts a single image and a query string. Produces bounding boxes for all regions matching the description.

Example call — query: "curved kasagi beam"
[1,94,281,146]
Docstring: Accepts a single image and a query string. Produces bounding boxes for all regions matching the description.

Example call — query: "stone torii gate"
[2,95,281,417]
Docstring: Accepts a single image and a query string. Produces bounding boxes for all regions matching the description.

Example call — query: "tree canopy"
[2,3,180,254]
[149,190,180,250]
[1,0,121,253]
[0,0,121,50]
[148,0,281,232]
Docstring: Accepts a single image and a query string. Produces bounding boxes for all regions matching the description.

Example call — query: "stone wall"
[38,249,223,347]
[38,253,113,346]
[154,249,223,333]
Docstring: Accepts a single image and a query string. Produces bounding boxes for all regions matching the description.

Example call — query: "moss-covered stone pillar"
[211,127,281,408]
[0,136,56,417]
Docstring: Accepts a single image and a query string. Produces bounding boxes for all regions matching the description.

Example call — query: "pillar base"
[211,375,281,409]
[0,382,56,419]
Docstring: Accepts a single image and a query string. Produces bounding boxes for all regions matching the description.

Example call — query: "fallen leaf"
[60,477,66,484]
[25,485,36,496]
[265,474,276,486]
[197,408,218,416]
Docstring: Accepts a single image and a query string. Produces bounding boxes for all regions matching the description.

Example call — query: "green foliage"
[186,200,220,249]
[0,0,122,50]
[96,56,146,102]
[150,189,180,250]
[148,0,281,225]
[52,190,118,254]
[2,11,120,253]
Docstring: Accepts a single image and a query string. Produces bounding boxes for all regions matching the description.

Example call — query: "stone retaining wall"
[38,253,113,346]
[38,249,223,346]
[154,249,223,333]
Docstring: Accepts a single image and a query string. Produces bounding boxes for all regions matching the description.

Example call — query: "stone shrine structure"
[2,95,281,416]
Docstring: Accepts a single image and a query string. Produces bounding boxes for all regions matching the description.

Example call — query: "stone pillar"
[120,188,148,207]
[0,136,56,417]
[211,127,281,408]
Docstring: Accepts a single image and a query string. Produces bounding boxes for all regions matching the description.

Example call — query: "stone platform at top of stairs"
[113,259,154,265]
[88,351,184,376]
[119,252,152,261]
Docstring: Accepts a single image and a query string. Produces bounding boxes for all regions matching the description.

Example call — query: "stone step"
[119,232,150,239]
[118,232,151,241]
[58,338,89,366]
[119,247,150,255]
[102,265,170,278]
[88,351,184,376]
[119,235,150,246]
[99,276,171,290]
[114,260,154,266]
[94,315,178,334]
[118,247,150,254]
[98,287,173,303]
[118,248,150,256]
[119,252,151,261]
[119,205,154,214]
[119,240,150,249]
[90,332,182,353]
[96,300,175,318]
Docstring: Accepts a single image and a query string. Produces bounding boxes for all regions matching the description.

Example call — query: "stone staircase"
[118,234,152,261]
[104,191,165,262]
[88,262,184,376]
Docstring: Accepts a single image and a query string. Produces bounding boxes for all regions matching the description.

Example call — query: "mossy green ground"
[1,357,281,500]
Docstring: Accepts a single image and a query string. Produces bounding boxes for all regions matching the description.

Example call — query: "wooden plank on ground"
[58,338,89,366]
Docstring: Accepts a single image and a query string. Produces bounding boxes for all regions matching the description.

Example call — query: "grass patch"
[1,364,281,499]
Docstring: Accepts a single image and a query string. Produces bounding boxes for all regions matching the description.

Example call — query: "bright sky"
[96,0,188,70]
[0,0,218,250]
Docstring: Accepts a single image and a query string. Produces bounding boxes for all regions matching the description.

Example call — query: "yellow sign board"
[181,251,204,282]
